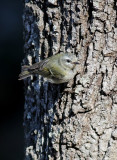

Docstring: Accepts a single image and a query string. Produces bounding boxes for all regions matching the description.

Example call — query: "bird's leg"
[63,79,75,93]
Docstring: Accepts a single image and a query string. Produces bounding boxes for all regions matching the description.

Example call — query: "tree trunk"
[23,0,117,159]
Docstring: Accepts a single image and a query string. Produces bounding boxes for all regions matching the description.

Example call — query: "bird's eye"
[66,59,71,63]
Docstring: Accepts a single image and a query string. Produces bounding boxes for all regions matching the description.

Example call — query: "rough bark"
[22,0,117,159]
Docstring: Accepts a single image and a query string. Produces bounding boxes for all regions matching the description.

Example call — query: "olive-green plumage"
[19,53,78,84]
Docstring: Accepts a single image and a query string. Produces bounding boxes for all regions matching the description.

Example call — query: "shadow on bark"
[23,5,69,159]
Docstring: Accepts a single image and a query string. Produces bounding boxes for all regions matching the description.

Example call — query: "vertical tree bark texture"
[23,0,117,159]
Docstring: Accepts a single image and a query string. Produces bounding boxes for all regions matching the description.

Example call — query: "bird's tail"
[18,65,31,80]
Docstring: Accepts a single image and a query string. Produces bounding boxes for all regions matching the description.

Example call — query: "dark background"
[0,0,24,159]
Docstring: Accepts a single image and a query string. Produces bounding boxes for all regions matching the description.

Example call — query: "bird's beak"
[72,62,79,65]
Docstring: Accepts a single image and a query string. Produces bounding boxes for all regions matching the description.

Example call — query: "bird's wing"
[28,54,66,79]
[48,64,66,79]
[28,58,51,76]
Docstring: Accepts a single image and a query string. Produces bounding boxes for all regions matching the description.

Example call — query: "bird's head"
[60,53,78,70]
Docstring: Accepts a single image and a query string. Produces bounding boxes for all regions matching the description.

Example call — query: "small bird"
[19,53,78,84]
